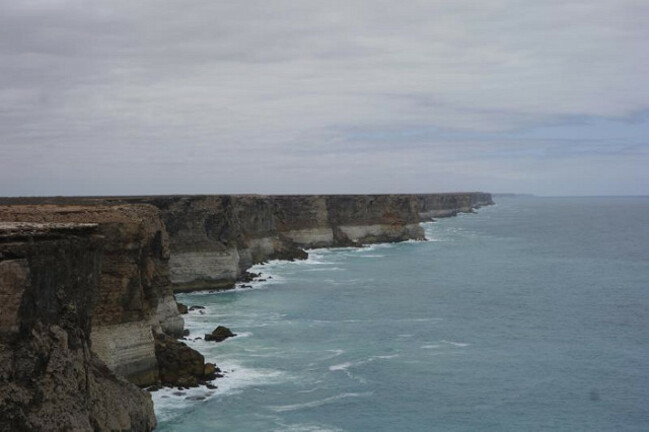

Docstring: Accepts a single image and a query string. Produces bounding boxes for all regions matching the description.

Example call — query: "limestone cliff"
[104,193,490,292]
[0,193,493,295]
[0,222,155,432]
[0,204,185,386]
[416,192,494,220]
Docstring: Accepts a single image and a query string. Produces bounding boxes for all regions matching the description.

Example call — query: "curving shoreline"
[0,193,492,431]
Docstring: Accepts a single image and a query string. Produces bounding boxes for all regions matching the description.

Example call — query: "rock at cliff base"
[205,326,236,342]
[177,303,188,314]
[269,248,308,261]
[154,334,219,388]
[238,271,260,282]
[188,305,205,311]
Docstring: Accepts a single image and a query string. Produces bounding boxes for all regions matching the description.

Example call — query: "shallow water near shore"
[154,197,649,431]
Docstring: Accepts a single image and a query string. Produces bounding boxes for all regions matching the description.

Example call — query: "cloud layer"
[1,0,647,195]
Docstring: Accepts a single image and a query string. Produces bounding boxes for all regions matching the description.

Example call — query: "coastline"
[151,213,490,424]
[0,193,492,431]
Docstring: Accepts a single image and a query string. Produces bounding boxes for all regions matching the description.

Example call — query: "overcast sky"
[1,1,647,196]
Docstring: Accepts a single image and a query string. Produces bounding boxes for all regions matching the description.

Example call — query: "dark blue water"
[154,197,649,431]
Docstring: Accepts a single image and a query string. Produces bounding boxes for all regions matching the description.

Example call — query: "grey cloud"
[0,0,647,196]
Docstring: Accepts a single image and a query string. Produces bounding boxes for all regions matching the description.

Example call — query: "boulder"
[205,326,236,342]
[154,334,218,387]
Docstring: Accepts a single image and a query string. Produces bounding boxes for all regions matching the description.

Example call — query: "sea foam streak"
[441,340,469,347]
[271,422,345,432]
[268,392,373,413]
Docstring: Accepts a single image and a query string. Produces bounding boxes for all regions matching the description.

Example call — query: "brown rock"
[0,223,156,431]
[0,204,184,387]
[204,326,236,342]
[154,334,217,388]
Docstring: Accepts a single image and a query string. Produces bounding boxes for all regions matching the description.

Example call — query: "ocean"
[153,197,649,431]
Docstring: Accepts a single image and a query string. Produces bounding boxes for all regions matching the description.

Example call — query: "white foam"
[370,354,399,360]
[395,317,442,323]
[268,392,373,413]
[400,238,426,244]
[152,385,217,422]
[356,243,393,252]
[153,362,287,422]
[420,344,442,349]
[329,362,352,371]
[441,340,469,347]
[327,354,398,383]
[235,331,253,338]
[271,422,345,432]
[303,267,345,272]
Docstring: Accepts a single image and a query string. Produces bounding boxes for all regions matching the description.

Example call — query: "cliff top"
[0,204,157,222]
[0,192,492,205]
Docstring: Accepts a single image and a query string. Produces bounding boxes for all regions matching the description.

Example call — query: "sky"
[1,0,647,196]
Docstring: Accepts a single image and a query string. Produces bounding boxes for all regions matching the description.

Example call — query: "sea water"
[154,197,649,431]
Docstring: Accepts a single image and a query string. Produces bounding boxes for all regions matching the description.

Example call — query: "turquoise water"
[154,197,649,431]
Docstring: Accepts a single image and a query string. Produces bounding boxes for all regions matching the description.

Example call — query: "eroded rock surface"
[0,193,493,293]
[205,326,236,342]
[155,334,217,387]
[111,194,431,291]
[0,204,185,386]
[416,192,494,221]
[0,223,155,432]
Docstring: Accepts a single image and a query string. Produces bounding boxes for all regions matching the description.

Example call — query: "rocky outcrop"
[0,222,155,432]
[0,205,185,386]
[205,326,236,342]
[154,334,218,387]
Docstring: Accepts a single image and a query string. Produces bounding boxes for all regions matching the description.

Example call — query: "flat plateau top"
[0,221,98,240]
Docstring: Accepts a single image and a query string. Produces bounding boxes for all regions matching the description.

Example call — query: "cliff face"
[0,205,184,386]
[110,193,490,292]
[416,192,494,220]
[0,222,155,432]
[107,195,422,291]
